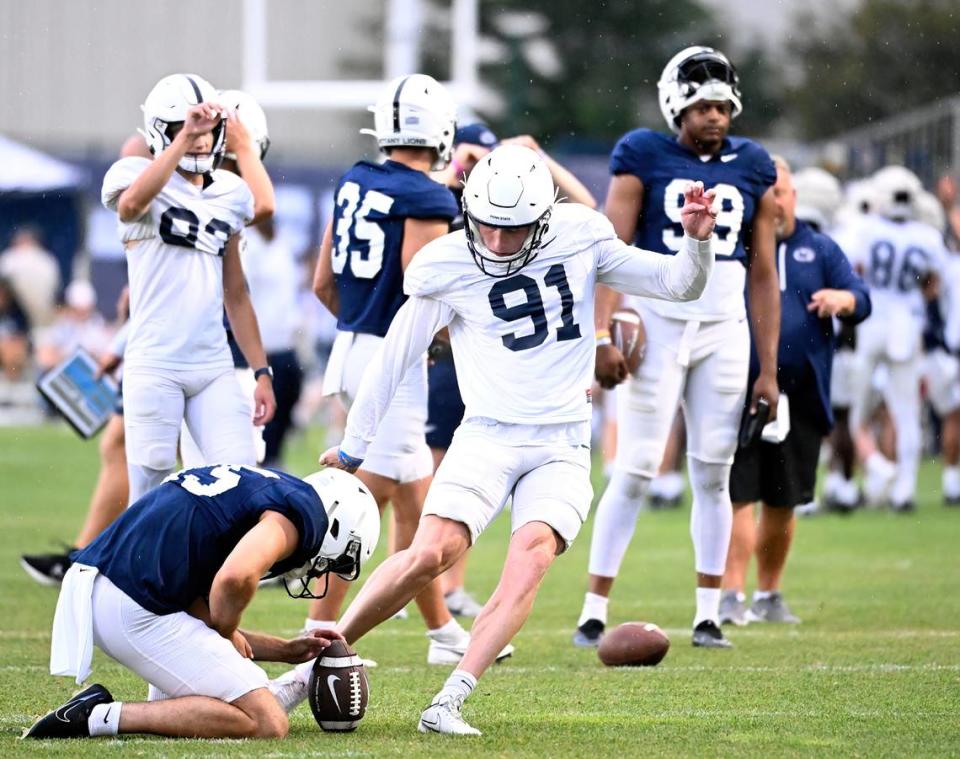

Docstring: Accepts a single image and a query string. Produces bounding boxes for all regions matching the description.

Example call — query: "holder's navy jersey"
[73,465,327,615]
[332,160,458,336]
[610,129,776,320]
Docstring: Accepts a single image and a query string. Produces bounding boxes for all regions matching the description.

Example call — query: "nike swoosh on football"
[720,153,738,162]
[326,674,342,712]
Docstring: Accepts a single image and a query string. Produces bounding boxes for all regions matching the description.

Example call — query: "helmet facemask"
[463,198,554,278]
[658,47,743,133]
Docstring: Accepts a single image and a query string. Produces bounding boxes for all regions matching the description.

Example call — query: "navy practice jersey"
[611,129,777,320]
[332,160,459,336]
[73,465,327,615]
[747,221,871,433]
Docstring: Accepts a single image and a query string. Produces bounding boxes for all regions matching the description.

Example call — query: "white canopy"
[0,134,86,192]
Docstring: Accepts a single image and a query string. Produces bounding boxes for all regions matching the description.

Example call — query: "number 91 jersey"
[611,128,776,321]
[101,156,254,370]
[332,160,459,336]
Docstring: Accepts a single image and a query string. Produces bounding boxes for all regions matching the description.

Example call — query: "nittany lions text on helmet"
[361,74,457,170]
[658,46,743,133]
[140,73,226,174]
[219,89,271,161]
[461,144,557,277]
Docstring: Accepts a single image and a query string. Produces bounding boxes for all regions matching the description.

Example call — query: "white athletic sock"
[577,592,610,627]
[427,618,465,641]
[658,471,685,499]
[944,466,960,497]
[304,618,338,632]
[688,459,734,577]
[823,470,844,498]
[436,669,477,705]
[88,702,122,737]
[587,470,650,577]
[753,589,775,601]
[694,587,721,627]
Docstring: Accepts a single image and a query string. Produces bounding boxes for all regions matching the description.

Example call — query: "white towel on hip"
[49,563,99,685]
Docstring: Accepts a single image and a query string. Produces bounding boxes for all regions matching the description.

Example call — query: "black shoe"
[945,495,960,508]
[692,620,733,649]
[23,683,113,739]
[572,618,605,648]
[891,500,916,514]
[649,494,682,511]
[20,551,73,586]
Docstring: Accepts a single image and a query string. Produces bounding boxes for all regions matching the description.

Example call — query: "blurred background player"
[310,74,486,664]
[840,166,948,511]
[575,46,780,650]
[428,121,598,617]
[720,156,870,626]
[102,73,275,504]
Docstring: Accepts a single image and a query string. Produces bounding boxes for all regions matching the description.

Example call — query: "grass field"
[1,423,958,757]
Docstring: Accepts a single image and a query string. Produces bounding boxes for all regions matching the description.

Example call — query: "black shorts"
[426,357,465,450]
[729,397,822,508]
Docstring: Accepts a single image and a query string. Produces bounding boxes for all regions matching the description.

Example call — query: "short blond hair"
[771,154,791,173]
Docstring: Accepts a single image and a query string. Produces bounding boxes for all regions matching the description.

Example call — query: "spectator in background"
[0,277,30,381]
[35,280,113,371]
[240,216,304,467]
[0,227,61,328]
[936,174,960,249]
[720,157,871,626]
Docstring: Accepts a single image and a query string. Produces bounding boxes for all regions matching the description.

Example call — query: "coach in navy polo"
[721,156,871,626]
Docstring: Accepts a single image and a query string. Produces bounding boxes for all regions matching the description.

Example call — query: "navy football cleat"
[692,620,733,649]
[572,618,605,648]
[23,683,113,739]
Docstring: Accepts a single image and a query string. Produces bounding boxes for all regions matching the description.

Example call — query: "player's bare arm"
[312,222,339,315]
[401,218,449,270]
[747,185,781,417]
[225,109,276,224]
[117,103,222,221]
[222,235,277,425]
[596,173,644,388]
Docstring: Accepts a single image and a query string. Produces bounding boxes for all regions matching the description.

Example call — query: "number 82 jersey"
[611,128,776,321]
[332,160,459,336]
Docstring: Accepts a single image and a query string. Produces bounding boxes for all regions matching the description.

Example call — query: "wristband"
[254,366,273,381]
[596,336,612,347]
[338,449,364,469]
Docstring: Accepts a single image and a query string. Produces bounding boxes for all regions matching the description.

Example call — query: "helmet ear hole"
[330,518,340,540]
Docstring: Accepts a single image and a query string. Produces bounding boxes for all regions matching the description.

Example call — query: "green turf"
[1,423,958,756]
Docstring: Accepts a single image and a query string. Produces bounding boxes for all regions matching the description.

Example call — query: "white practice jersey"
[101,157,254,371]
[838,214,947,327]
[340,203,713,459]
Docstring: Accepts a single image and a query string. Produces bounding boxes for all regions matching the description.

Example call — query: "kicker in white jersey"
[101,156,254,370]
[340,202,713,458]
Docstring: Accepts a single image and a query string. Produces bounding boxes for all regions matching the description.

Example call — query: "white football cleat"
[418,696,481,736]
[426,626,514,665]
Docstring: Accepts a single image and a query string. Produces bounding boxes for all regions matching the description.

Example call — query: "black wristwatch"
[254,366,274,381]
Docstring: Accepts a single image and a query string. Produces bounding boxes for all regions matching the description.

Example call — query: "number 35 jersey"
[611,128,776,321]
[101,157,253,371]
[332,160,458,336]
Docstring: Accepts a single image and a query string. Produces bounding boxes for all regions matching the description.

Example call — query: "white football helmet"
[658,46,743,134]
[871,165,923,221]
[793,167,843,231]
[361,74,457,170]
[915,190,946,232]
[140,73,225,174]
[219,89,270,161]
[281,469,380,598]
[462,144,557,278]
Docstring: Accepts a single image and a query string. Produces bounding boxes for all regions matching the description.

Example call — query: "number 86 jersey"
[101,156,254,371]
[611,128,776,321]
[331,160,459,336]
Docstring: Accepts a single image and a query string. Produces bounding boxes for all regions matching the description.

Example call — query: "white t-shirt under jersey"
[340,203,713,459]
[101,157,254,371]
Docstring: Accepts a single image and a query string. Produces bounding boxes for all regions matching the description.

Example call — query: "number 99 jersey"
[332,160,459,336]
[101,156,254,371]
[610,128,776,321]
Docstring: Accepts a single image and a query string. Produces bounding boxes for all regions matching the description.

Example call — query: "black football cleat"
[692,620,733,649]
[890,500,916,514]
[23,683,113,739]
[946,494,960,508]
[20,551,73,586]
[572,618,605,648]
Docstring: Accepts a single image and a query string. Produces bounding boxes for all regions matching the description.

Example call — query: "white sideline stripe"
[373,663,960,675]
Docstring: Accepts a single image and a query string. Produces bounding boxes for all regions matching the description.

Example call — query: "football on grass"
[308,639,369,731]
[598,622,670,667]
[610,308,646,375]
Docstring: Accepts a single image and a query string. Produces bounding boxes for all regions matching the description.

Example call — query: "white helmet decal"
[361,74,457,170]
[462,144,557,277]
[658,46,742,134]
[140,73,226,174]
